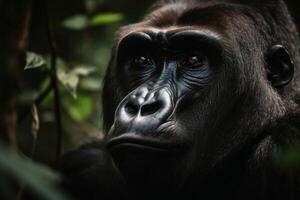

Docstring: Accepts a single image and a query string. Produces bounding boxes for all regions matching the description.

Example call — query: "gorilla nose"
[116,87,173,130]
[124,97,164,117]
[140,101,163,116]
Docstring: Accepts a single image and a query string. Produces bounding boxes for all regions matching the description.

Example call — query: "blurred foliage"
[21,0,156,157]
[62,13,124,30]
[10,0,155,199]
[273,145,300,170]
[0,143,68,200]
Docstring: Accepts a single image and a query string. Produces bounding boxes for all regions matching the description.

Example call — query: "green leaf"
[63,94,93,122]
[89,13,123,26]
[57,65,96,98]
[62,14,88,30]
[57,69,79,99]
[25,52,46,70]
[73,66,96,76]
[0,143,69,200]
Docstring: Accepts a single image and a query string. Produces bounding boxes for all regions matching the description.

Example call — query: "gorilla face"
[106,29,221,166]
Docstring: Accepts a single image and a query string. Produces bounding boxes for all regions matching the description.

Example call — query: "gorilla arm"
[58,141,126,199]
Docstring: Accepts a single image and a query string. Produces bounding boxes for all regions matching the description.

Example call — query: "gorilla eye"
[133,56,152,66]
[184,55,204,67]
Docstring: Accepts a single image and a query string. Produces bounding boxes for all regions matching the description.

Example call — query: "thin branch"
[18,83,52,124]
[45,0,63,162]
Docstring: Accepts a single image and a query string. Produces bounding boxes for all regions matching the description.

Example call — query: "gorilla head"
[103,0,299,185]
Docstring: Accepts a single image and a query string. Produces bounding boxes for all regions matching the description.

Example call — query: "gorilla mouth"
[106,134,187,154]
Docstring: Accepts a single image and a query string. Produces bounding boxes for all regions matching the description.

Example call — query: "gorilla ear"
[266,45,294,88]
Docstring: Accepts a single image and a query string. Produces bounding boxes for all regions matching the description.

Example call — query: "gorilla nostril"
[125,102,139,116]
[140,101,163,116]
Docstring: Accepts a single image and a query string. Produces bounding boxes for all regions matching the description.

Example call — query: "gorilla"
[59,0,300,199]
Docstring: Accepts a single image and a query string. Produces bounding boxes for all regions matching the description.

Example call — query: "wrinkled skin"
[59,0,300,199]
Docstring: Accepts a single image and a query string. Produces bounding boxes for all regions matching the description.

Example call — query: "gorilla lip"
[105,134,187,153]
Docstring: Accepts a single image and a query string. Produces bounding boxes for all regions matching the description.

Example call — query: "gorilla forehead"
[117,28,224,49]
